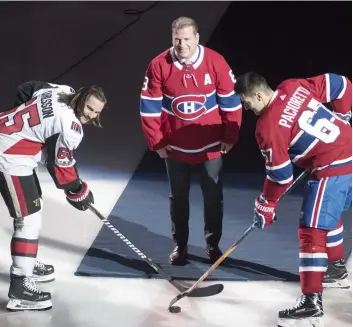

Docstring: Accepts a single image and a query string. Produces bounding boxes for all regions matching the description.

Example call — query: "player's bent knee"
[13,211,43,239]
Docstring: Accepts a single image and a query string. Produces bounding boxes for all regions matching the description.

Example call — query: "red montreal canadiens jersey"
[256,73,352,200]
[0,85,83,190]
[140,45,242,163]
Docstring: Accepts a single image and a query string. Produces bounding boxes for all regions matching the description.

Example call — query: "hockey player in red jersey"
[235,72,352,327]
[140,17,242,264]
[0,81,106,311]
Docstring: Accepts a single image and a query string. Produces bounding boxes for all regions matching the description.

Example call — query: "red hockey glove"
[253,194,278,229]
[65,180,94,211]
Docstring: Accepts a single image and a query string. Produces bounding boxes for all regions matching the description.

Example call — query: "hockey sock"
[326,220,344,262]
[10,212,42,276]
[298,227,328,294]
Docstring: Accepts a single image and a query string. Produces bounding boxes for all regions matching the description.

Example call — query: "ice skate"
[6,275,52,312]
[323,259,350,289]
[32,260,55,282]
[278,293,324,327]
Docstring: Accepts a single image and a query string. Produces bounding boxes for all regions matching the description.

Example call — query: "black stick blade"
[167,283,224,312]
[168,293,184,311]
[187,283,224,297]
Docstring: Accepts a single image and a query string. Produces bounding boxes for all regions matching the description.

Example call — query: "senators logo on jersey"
[171,94,207,121]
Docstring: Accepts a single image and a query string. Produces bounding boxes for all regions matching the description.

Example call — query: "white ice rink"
[0,167,351,327]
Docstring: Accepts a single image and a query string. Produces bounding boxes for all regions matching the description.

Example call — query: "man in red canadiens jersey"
[140,17,242,265]
[0,81,106,311]
[235,72,352,327]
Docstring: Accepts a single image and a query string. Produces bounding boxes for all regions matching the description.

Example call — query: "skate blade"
[278,316,324,327]
[323,278,350,289]
[31,274,55,283]
[6,299,52,312]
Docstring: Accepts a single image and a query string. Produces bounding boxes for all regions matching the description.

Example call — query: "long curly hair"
[58,85,107,127]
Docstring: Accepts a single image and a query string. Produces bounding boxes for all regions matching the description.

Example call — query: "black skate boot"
[278,293,324,327]
[32,260,55,282]
[7,275,52,311]
[323,258,350,289]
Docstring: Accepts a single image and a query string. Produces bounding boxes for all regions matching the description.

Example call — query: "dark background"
[0,2,351,173]
[208,1,352,173]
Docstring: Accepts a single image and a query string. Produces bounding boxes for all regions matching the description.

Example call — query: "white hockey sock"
[10,212,42,276]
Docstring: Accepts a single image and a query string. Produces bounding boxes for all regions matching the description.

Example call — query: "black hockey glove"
[65,180,94,211]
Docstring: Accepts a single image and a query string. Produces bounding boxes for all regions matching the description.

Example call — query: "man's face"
[172,26,199,59]
[79,95,105,124]
[240,93,266,115]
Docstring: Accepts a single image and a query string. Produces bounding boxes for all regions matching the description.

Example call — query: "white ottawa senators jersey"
[0,88,83,189]
[140,45,242,164]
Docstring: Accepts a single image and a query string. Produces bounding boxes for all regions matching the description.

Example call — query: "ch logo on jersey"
[171,94,207,121]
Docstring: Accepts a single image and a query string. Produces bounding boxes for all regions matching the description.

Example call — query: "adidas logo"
[280,94,287,100]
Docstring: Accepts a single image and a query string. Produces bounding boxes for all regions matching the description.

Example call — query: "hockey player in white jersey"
[0,81,106,311]
[12,82,78,284]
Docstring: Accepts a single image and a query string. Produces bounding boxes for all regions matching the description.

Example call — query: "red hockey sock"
[298,227,328,294]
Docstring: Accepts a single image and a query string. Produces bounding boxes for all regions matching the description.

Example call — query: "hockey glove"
[253,194,277,229]
[65,180,94,211]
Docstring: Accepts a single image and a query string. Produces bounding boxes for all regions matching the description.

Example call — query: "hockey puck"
[169,306,181,313]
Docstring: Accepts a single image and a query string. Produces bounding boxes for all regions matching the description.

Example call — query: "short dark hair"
[234,72,271,96]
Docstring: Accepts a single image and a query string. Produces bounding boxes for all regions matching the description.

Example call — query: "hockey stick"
[88,204,224,298]
[168,170,308,312]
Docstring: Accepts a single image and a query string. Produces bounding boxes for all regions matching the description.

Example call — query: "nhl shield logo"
[171,94,207,121]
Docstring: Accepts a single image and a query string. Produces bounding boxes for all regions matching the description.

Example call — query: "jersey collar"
[170,45,204,70]
[267,90,279,107]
